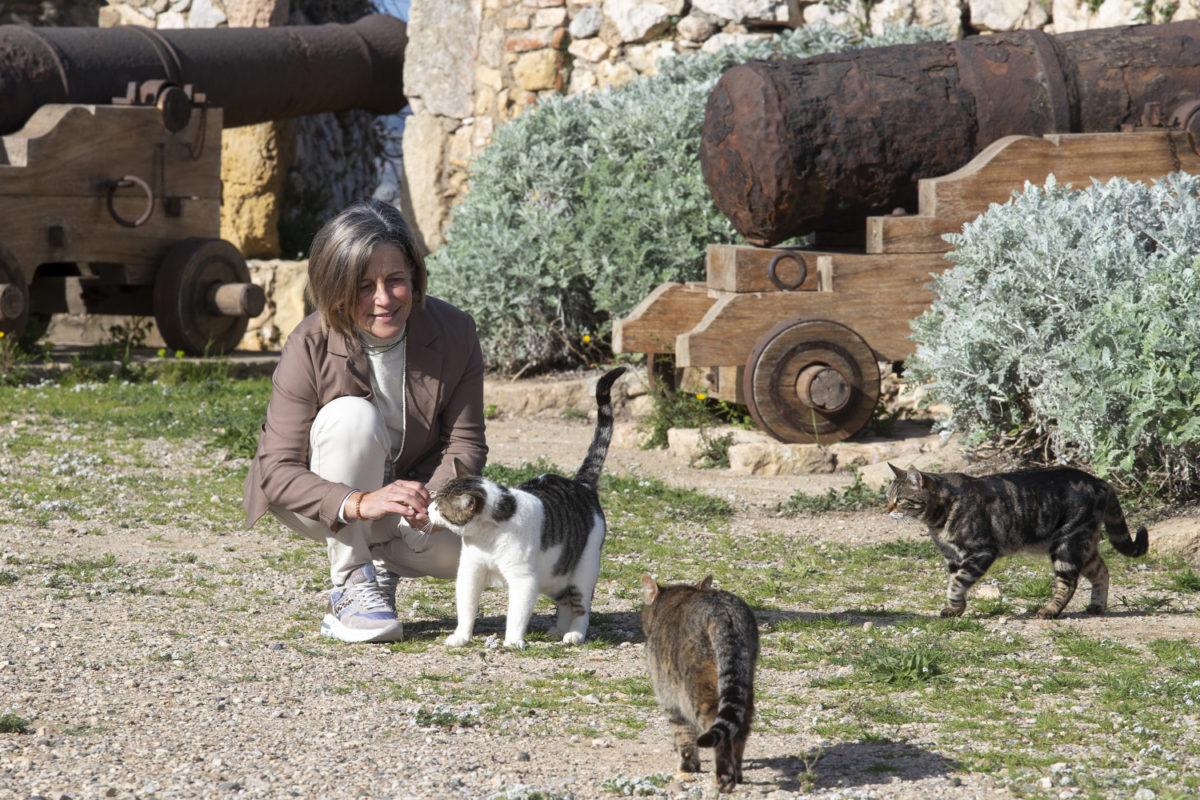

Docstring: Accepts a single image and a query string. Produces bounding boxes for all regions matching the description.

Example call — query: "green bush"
[427,23,946,373]
[906,173,1200,500]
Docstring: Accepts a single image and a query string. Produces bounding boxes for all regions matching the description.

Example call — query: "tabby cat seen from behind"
[428,366,626,649]
[885,464,1149,618]
[640,573,759,793]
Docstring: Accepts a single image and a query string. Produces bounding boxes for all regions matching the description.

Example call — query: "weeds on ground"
[0,712,30,733]
[0,330,50,385]
[775,468,885,514]
[600,772,672,796]
[637,371,754,449]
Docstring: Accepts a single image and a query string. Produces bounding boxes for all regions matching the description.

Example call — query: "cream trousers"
[269,396,460,587]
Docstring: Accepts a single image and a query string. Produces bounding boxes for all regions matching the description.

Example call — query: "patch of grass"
[970,595,1016,617]
[0,712,30,733]
[775,469,885,515]
[1002,569,1054,602]
[412,705,481,730]
[1052,630,1139,666]
[859,644,945,685]
[483,457,560,486]
[602,472,732,523]
[1168,568,1200,593]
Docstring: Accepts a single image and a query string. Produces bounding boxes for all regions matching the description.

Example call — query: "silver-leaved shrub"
[427,23,946,372]
[907,173,1200,498]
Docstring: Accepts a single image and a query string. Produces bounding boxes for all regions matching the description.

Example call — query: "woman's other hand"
[354,480,431,523]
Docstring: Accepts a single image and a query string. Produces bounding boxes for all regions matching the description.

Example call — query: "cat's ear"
[696,575,713,591]
[908,468,936,491]
[452,458,472,479]
[888,463,906,480]
[640,573,660,604]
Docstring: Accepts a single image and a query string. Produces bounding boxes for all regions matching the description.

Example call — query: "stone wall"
[400,0,1200,253]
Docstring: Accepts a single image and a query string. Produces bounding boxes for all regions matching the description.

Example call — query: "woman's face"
[356,244,414,340]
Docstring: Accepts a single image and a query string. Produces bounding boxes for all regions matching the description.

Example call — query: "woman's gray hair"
[306,200,427,338]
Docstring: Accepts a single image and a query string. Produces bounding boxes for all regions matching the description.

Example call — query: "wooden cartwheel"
[154,237,265,356]
[744,319,880,444]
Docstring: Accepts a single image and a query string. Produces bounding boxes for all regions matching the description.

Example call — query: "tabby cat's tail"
[574,366,627,488]
[1103,489,1149,558]
[695,619,754,750]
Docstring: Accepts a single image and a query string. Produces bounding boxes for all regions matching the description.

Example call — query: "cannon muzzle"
[701,22,1200,246]
[0,13,407,136]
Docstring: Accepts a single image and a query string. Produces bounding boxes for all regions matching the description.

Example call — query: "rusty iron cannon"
[0,14,407,354]
[615,21,1200,444]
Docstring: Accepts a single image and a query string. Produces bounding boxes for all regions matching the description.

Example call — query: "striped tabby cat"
[429,366,626,649]
[640,573,759,793]
[885,464,1149,618]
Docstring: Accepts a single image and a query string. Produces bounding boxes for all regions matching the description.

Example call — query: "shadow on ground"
[753,739,961,792]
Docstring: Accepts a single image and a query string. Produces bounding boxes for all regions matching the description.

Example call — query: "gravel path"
[2,395,1197,800]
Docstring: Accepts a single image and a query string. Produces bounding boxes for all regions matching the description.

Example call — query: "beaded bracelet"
[355,491,365,521]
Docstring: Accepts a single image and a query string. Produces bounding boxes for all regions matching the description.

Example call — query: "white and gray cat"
[428,366,626,649]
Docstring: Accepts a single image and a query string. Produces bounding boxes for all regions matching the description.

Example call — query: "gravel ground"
[2,387,1198,800]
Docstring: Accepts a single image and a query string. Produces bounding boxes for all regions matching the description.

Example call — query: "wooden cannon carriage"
[613,22,1200,444]
[0,15,407,355]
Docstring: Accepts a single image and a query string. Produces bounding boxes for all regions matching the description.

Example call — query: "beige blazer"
[242,296,488,532]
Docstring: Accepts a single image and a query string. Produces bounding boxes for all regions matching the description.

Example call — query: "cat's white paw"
[504,638,526,650]
[445,632,471,647]
[561,631,585,645]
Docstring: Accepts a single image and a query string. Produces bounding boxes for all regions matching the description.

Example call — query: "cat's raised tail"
[573,366,628,488]
[1104,489,1149,558]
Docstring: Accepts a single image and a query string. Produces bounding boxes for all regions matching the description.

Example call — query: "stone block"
[967,0,1047,31]
[241,259,309,351]
[1050,0,1137,32]
[569,37,611,62]
[507,29,555,51]
[602,0,671,43]
[668,425,773,464]
[514,48,561,91]
[401,112,451,252]
[405,0,481,119]
[220,121,292,259]
[677,13,719,41]
[535,8,568,26]
[692,0,791,23]
[728,441,838,475]
[568,5,603,37]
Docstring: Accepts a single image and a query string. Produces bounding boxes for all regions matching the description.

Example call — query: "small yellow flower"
[582,334,591,343]
[0,331,6,339]
[175,350,185,359]
[695,393,707,401]
[157,348,166,357]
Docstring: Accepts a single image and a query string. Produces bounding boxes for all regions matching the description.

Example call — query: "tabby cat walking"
[428,366,626,649]
[640,573,759,793]
[885,464,1149,618]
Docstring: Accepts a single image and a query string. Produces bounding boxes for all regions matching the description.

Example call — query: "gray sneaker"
[320,564,404,643]
[376,567,400,613]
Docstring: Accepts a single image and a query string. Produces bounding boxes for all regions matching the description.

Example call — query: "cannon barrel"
[0,13,407,136]
[700,22,1200,247]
